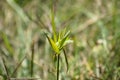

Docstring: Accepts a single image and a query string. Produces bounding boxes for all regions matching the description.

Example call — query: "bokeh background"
[0,0,120,80]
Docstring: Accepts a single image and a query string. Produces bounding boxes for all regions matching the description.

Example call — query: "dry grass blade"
[75,14,105,34]
[11,56,26,77]
[1,57,10,80]
[10,77,41,80]
[60,13,78,28]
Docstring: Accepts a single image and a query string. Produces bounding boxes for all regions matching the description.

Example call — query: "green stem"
[57,54,60,80]
[63,49,69,71]
[31,42,34,77]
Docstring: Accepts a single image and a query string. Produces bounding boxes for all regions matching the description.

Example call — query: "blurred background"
[0,0,120,80]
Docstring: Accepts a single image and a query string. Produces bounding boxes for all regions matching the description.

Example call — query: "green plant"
[45,11,73,80]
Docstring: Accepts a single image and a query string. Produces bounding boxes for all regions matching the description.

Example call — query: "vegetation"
[0,0,120,80]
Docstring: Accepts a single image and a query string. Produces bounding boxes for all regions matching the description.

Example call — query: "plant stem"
[63,49,69,72]
[31,42,35,77]
[57,54,60,80]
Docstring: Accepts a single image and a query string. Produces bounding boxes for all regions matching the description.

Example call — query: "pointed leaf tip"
[45,34,59,53]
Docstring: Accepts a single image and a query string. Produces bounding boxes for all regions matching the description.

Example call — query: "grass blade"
[7,0,29,23]
[11,56,26,77]
[63,48,69,72]
[0,31,14,56]
[31,41,35,77]
[10,77,41,80]
[1,57,10,80]
[51,3,57,42]
[59,31,70,49]
[45,33,59,53]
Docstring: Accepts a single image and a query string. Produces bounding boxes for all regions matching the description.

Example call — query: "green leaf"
[0,31,14,56]
[59,31,70,49]
[63,39,73,47]
[45,34,59,53]
[7,0,29,23]
[51,9,57,42]
[63,49,69,72]
[59,27,67,39]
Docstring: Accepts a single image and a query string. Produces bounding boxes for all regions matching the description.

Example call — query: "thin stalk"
[31,42,35,77]
[11,56,26,77]
[63,49,69,71]
[1,57,10,80]
[57,54,60,80]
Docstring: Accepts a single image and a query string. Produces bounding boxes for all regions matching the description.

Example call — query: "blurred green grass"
[0,0,120,80]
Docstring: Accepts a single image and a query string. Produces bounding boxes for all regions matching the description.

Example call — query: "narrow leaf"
[63,39,73,47]
[63,49,69,72]
[1,57,10,80]
[11,56,26,77]
[59,31,70,49]
[31,41,35,77]
[0,31,14,55]
[51,9,57,42]
[45,34,59,53]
